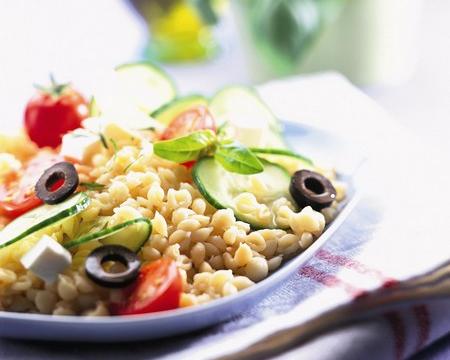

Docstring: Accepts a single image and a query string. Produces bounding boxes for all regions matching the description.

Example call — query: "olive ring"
[85,245,141,288]
[289,170,336,211]
[35,162,79,204]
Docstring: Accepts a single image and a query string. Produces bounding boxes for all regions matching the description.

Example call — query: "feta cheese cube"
[20,235,72,284]
[60,129,101,163]
[232,124,268,148]
[102,122,141,146]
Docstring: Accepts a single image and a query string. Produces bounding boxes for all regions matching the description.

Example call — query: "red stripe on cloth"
[413,305,431,351]
[315,250,413,360]
[385,312,406,360]
[299,265,364,297]
[315,249,395,283]
[307,251,433,359]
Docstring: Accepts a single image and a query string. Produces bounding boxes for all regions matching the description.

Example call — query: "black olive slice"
[85,245,141,288]
[289,170,336,211]
[35,162,79,205]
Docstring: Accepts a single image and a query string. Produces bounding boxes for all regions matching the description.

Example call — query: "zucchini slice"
[115,62,176,114]
[0,193,90,249]
[251,148,315,175]
[209,86,282,133]
[151,95,209,125]
[64,218,151,252]
[193,157,294,229]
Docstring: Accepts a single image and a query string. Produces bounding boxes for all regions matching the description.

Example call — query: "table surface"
[0,0,449,358]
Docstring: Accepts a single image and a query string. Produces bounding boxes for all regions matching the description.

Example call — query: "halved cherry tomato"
[161,105,216,140]
[112,258,182,316]
[0,152,63,219]
[24,77,89,148]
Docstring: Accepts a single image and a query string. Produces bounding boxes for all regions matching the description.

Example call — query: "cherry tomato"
[112,258,182,316]
[0,152,63,219]
[161,105,216,140]
[24,78,89,148]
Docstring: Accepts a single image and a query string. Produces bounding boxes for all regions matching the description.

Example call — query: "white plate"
[0,122,363,342]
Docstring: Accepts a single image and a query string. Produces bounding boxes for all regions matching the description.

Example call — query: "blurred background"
[0,0,448,149]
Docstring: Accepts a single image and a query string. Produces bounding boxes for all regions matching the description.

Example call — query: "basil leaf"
[154,130,216,163]
[214,143,264,174]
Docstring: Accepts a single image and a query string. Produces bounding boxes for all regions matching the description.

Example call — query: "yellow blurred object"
[153,3,203,35]
[130,0,218,62]
[0,132,38,162]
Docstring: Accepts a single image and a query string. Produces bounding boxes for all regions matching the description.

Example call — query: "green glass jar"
[233,0,422,85]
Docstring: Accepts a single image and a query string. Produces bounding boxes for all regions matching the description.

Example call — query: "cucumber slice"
[151,95,209,125]
[252,148,315,175]
[0,193,90,249]
[209,86,282,132]
[101,218,152,252]
[64,218,151,252]
[193,157,294,229]
[115,62,176,114]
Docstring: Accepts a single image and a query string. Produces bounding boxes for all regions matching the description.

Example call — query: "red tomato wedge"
[161,105,216,140]
[112,258,182,316]
[0,152,63,219]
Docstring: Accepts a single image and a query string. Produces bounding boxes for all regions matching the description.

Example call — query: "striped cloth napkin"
[160,73,450,360]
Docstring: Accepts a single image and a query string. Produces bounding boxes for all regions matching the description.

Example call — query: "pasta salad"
[0,64,345,316]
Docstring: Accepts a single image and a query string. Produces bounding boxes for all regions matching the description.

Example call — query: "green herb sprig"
[80,182,106,190]
[153,130,264,175]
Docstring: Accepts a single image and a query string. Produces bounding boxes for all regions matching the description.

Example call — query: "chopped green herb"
[124,155,143,173]
[99,133,109,149]
[88,96,101,117]
[80,182,106,190]
[110,138,119,153]
[70,133,91,139]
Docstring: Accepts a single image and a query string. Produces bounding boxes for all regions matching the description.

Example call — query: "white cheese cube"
[60,129,101,163]
[102,122,141,146]
[20,235,72,284]
[224,109,269,147]
[232,124,268,148]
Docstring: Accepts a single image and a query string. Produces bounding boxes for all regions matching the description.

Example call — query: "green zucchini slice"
[251,148,315,175]
[0,193,90,249]
[64,217,151,252]
[193,157,295,229]
[115,62,176,114]
[209,85,282,133]
[151,95,209,125]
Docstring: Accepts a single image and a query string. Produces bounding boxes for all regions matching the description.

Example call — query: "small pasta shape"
[245,257,269,282]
